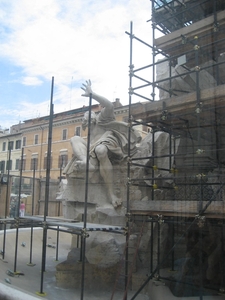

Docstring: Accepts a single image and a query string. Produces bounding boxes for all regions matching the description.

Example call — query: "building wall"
[0,103,137,181]
[0,133,23,178]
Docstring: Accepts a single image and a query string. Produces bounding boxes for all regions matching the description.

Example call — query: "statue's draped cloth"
[63,120,141,175]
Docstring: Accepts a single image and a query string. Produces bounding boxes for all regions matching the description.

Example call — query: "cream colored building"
[0,130,23,178]
[0,100,144,181]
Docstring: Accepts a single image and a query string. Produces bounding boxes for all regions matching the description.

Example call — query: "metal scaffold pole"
[80,92,92,300]
[124,21,134,300]
[27,159,36,267]
[2,147,11,261]
[13,147,24,273]
[38,76,54,297]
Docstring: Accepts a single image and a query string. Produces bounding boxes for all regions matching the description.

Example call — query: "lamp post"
[32,158,36,216]
[27,157,36,267]
[14,147,24,273]
[2,146,11,261]
[5,147,11,218]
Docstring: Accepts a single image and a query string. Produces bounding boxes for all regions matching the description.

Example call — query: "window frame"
[30,157,38,170]
[62,129,68,141]
[15,159,21,170]
[75,126,81,136]
[6,159,12,171]
[58,154,68,168]
[0,160,5,172]
[34,134,39,145]
[15,140,21,149]
[8,141,14,151]
[22,136,26,147]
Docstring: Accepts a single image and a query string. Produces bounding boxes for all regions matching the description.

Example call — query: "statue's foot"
[111,195,122,208]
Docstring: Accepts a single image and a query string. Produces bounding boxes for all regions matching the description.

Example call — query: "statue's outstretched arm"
[81,80,113,110]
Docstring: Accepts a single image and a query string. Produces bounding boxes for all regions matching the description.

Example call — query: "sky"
[0,0,152,129]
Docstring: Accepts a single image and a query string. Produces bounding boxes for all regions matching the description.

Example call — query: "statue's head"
[82,111,97,130]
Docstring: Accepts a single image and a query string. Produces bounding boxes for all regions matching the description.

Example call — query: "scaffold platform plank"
[21,216,78,223]
[131,84,225,124]
[0,218,15,223]
[17,216,125,233]
[154,10,225,61]
[131,200,225,219]
[47,221,125,232]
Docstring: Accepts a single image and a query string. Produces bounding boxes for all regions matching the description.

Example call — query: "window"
[22,137,26,147]
[8,141,14,150]
[30,158,38,170]
[15,140,21,149]
[22,159,26,171]
[44,154,52,169]
[0,161,5,172]
[34,134,38,145]
[58,154,68,168]
[123,116,129,123]
[75,126,81,136]
[62,129,67,140]
[15,159,21,170]
[6,160,12,171]
[2,142,6,151]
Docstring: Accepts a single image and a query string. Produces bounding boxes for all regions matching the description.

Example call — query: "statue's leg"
[71,136,96,171]
[71,136,87,161]
[95,144,122,207]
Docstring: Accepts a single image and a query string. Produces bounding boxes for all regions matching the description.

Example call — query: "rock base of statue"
[56,247,121,290]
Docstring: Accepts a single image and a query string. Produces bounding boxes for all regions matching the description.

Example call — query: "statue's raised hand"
[81,79,93,97]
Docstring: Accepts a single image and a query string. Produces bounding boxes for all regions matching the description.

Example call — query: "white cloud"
[0,0,152,128]
[20,76,43,86]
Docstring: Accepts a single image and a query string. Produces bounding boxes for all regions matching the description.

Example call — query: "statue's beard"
[82,117,96,130]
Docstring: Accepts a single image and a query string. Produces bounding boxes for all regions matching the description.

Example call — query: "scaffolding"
[123,0,225,299]
[0,79,127,300]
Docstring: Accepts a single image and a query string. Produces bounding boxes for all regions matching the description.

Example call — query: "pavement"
[0,227,149,300]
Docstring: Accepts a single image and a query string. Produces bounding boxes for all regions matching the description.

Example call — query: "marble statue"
[64,80,141,208]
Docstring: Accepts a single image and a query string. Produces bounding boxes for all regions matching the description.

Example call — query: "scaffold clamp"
[127,157,132,165]
[128,87,134,95]
[151,92,156,98]
[157,214,164,224]
[219,287,225,294]
[123,227,128,236]
[195,215,206,228]
[81,228,89,238]
[173,185,178,191]
[181,35,187,44]
[127,178,131,185]
[161,110,168,121]
[125,212,132,222]
[42,221,47,229]
[153,274,160,281]
[14,218,20,228]
[196,173,206,180]
[170,168,178,174]
[194,45,200,51]
[153,183,158,190]
[196,148,205,154]
[129,69,134,77]
[213,22,219,32]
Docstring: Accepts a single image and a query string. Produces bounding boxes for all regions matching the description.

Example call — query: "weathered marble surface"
[56,76,223,292]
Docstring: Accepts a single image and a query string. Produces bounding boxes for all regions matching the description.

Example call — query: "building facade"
[0,100,144,182]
